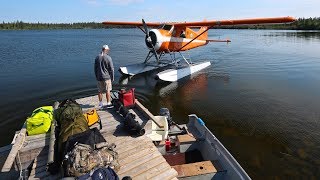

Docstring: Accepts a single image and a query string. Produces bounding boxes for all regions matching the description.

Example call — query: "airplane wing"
[103,16,295,27]
[102,21,161,27]
[172,16,296,27]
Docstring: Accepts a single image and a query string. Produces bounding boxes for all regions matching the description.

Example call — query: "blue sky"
[1,0,319,23]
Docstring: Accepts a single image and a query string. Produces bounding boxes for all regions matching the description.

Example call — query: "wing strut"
[177,27,211,51]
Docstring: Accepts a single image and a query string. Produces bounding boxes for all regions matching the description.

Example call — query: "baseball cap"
[102,44,109,50]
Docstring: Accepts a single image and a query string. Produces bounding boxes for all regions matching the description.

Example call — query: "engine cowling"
[145,29,163,52]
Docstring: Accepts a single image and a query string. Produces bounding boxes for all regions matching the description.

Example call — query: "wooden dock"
[0,95,178,180]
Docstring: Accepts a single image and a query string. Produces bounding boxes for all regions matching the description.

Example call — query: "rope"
[17,133,26,179]
[17,151,23,179]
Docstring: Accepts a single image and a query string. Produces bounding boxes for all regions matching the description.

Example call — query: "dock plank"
[119,146,158,165]
[117,147,162,175]
[122,155,167,179]
[115,135,149,149]
[132,161,171,179]
[1,123,26,172]
[150,168,178,180]
[118,141,154,160]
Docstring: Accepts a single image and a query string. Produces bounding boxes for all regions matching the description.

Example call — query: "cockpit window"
[160,24,173,31]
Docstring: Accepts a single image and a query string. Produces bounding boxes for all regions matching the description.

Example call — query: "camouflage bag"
[64,142,119,177]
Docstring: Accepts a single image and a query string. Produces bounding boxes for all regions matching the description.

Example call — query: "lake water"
[0,29,320,179]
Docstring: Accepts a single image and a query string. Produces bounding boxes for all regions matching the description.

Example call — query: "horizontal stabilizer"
[207,39,231,43]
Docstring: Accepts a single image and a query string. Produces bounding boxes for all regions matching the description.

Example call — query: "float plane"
[103,17,295,82]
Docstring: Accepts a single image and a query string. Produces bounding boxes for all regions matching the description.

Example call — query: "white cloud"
[86,0,101,6]
[85,0,144,6]
[108,0,144,6]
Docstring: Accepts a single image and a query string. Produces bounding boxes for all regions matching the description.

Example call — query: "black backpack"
[78,166,119,180]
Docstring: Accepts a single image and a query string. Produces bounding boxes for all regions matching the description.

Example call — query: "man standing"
[94,44,114,108]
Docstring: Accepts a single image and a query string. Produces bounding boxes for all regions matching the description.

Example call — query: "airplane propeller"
[142,19,149,35]
[142,19,160,63]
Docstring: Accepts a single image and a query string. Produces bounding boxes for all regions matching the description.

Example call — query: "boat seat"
[177,134,196,144]
[147,116,168,141]
[172,160,217,178]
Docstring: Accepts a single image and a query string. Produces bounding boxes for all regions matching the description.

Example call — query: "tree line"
[0,21,118,30]
[213,17,320,30]
[1,17,320,30]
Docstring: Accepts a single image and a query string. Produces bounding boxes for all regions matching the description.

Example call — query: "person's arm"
[108,56,115,82]
[94,57,98,80]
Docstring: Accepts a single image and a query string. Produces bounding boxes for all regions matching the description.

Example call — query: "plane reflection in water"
[118,67,229,100]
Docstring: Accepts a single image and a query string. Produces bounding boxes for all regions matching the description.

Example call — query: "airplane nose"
[145,31,157,49]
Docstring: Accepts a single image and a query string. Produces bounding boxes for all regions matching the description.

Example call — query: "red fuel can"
[119,88,135,108]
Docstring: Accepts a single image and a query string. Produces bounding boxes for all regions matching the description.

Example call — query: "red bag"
[119,88,135,108]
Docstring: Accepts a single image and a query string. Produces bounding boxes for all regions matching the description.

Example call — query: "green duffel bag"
[54,99,89,144]
[26,106,54,136]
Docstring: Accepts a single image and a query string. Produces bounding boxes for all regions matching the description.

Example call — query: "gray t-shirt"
[94,53,114,81]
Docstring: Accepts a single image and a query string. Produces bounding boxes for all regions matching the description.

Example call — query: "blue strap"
[197,118,205,126]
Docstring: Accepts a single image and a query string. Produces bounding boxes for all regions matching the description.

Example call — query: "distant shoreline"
[1,17,319,30]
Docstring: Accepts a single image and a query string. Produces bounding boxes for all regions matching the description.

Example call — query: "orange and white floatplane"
[103,17,295,82]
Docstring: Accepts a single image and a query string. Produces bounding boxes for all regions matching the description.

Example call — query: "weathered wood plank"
[177,134,196,143]
[115,135,148,149]
[118,149,162,175]
[16,146,48,165]
[121,156,167,179]
[101,135,128,145]
[15,146,48,170]
[172,161,217,178]
[1,123,26,172]
[118,141,154,160]
[97,112,115,120]
[99,123,122,134]
[118,146,158,166]
[100,115,121,123]
[102,134,129,144]
[132,161,171,180]
[135,100,164,128]
[100,120,121,130]
[150,168,178,180]
[20,140,49,153]
[25,133,50,141]
[116,139,151,154]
